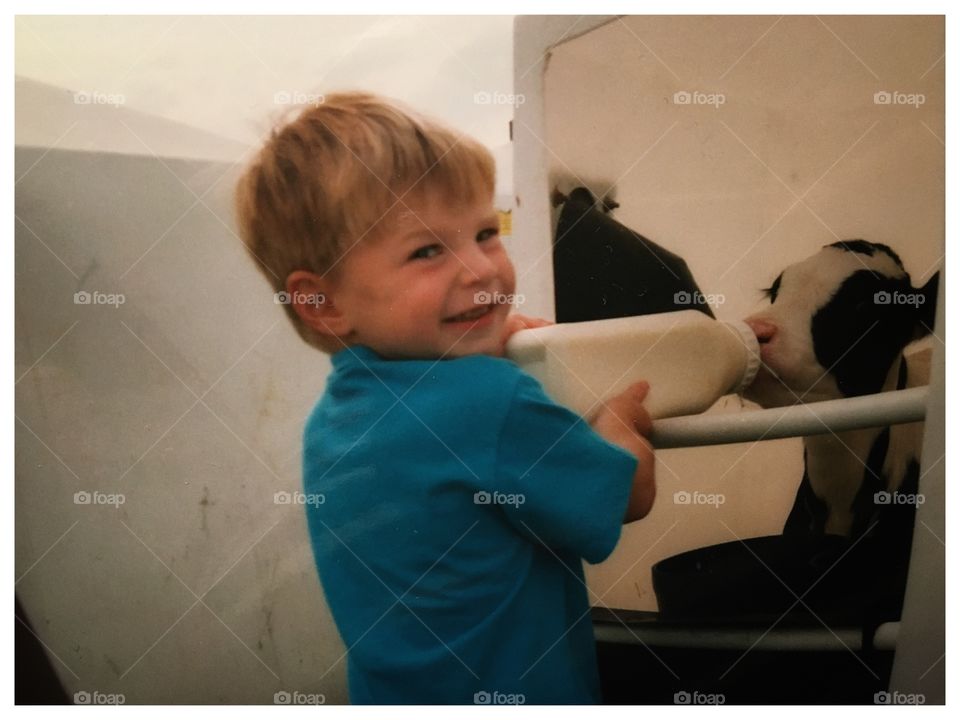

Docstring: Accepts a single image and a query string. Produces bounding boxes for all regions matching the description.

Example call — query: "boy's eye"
[410,244,442,261]
[477,227,499,242]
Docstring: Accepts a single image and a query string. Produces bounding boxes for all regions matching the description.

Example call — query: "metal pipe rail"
[650,387,929,449]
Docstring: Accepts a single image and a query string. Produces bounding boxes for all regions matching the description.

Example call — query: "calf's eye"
[762,273,783,304]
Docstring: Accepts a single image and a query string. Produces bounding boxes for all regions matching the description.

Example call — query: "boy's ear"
[285,270,352,339]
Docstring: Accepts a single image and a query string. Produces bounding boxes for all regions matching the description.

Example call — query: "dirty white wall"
[15,77,349,703]
[513,15,943,611]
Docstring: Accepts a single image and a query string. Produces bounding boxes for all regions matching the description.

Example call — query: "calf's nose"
[744,318,777,343]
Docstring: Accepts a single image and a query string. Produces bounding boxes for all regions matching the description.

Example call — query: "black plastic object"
[651,534,907,624]
[553,187,715,323]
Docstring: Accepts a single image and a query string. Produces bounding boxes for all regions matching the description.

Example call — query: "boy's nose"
[458,245,498,284]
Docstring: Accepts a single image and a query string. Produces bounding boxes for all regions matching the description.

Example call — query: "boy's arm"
[493,370,652,563]
[499,315,656,522]
[587,382,656,523]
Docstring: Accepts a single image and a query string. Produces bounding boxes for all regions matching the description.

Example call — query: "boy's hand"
[497,313,553,356]
[588,382,656,523]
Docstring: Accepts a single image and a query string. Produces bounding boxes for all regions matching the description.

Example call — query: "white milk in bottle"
[504,310,761,420]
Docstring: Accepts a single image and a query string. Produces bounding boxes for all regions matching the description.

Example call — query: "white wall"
[15,79,349,703]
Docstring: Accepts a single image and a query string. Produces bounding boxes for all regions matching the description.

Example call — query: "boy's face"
[325,193,517,360]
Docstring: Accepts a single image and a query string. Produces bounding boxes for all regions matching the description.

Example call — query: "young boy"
[234,92,656,704]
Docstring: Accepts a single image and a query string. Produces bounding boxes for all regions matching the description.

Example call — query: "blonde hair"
[234,91,496,352]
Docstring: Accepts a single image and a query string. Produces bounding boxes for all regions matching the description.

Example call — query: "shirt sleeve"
[492,371,639,564]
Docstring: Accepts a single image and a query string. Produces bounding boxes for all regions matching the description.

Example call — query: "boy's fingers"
[629,381,650,401]
[601,382,648,413]
[516,314,553,329]
[633,409,653,437]
[617,383,651,435]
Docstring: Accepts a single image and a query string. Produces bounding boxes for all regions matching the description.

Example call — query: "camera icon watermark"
[273,690,326,705]
[674,690,725,705]
[673,90,726,108]
[474,490,525,508]
[673,490,725,508]
[74,690,126,705]
[874,691,925,705]
[674,290,724,307]
[873,90,925,108]
[473,91,525,107]
[273,90,325,106]
[874,290,925,308]
[274,290,326,307]
[474,290,525,307]
[73,90,125,108]
[74,490,125,508]
[274,490,325,507]
[74,290,125,308]
[874,490,925,507]
[473,690,525,705]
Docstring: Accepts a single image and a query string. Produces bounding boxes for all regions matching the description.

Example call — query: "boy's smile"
[317,193,517,360]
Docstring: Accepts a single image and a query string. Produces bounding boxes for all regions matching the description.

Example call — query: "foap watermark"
[274,490,325,507]
[873,90,925,108]
[674,690,725,705]
[74,290,125,308]
[73,90,125,108]
[274,90,325,106]
[475,290,524,307]
[74,690,126,705]
[274,690,326,705]
[275,290,325,307]
[74,490,125,508]
[874,691,925,705]
[674,290,724,307]
[673,490,725,508]
[473,91,525,107]
[474,490,525,508]
[874,290,925,308]
[874,490,925,507]
[473,690,525,705]
[673,90,726,108]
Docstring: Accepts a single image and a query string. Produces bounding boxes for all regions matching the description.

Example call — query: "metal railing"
[650,387,929,449]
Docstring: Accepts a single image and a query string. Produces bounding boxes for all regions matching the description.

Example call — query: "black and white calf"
[742,241,938,549]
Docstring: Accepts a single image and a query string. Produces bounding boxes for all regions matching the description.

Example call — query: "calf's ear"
[913,271,940,340]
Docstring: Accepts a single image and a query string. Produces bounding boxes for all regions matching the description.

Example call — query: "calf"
[742,241,938,550]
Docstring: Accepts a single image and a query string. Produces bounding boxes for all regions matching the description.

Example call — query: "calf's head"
[743,240,938,408]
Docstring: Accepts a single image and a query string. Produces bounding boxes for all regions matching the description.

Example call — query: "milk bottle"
[505,310,760,420]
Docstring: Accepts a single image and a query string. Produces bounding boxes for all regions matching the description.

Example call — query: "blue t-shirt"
[302,344,638,704]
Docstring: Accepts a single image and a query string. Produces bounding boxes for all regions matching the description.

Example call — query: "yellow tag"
[497,210,512,237]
